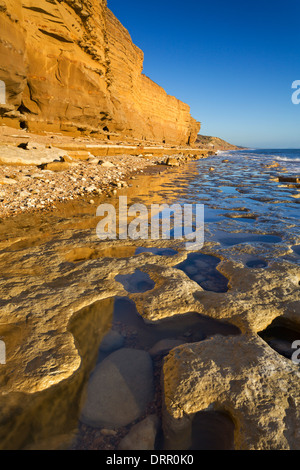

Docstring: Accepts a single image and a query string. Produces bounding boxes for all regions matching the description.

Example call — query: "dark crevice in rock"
[38,28,74,43]
[259,317,300,361]
[189,410,235,450]
[23,6,57,17]
[17,103,33,115]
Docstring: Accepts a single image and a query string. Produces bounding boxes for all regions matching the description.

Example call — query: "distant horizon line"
[197,135,300,150]
[235,147,300,150]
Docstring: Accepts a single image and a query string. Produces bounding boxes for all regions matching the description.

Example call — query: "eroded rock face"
[162,335,300,450]
[131,260,300,335]
[0,0,200,144]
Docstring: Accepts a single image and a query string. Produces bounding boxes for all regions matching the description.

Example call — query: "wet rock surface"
[135,247,178,257]
[0,149,299,450]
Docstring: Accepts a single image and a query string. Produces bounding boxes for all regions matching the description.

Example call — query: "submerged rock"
[278,176,300,183]
[149,339,184,357]
[99,330,125,354]
[118,415,160,450]
[80,348,154,429]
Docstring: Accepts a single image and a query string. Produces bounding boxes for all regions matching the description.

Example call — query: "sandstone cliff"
[0,0,200,145]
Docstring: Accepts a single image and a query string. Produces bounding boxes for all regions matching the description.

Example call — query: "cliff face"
[0,0,200,145]
[195,135,240,150]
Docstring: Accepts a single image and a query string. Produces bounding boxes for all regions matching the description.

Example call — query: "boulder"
[38,162,71,172]
[0,177,17,185]
[0,145,70,166]
[162,335,300,450]
[66,151,91,161]
[278,176,300,183]
[98,161,115,168]
[99,330,125,354]
[165,157,180,167]
[118,415,160,450]
[80,348,154,429]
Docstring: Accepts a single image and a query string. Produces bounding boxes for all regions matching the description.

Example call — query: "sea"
[159,148,300,267]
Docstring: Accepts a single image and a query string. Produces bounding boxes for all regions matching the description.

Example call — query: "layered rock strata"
[0,0,200,144]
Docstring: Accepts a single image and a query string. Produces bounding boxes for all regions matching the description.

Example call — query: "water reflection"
[175,253,229,293]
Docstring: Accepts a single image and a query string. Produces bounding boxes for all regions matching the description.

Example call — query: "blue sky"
[107,0,300,148]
